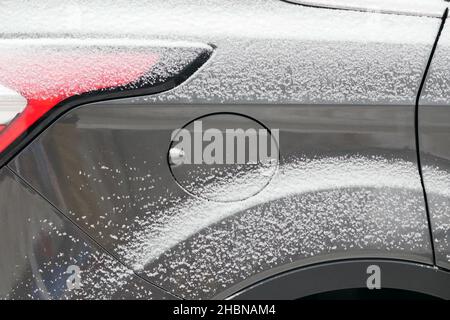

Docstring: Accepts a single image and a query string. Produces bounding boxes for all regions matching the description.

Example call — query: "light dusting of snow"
[142,40,432,104]
[169,114,279,202]
[0,84,27,124]
[421,165,450,270]
[121,156,428,254]
[419,23,450,270]
[287,0,446,17]
[0,0,440,43]
[172,163,278,202]
[0,38,211,101]
[421,23,450,105]
[65,155,431,298]
[0,169,172,300]
[145,187,428,298]
[1,0,443,299]
[0,1,440,104]
[0,0,440,103]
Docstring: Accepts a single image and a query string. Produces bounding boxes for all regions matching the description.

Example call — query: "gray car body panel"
[284,0,446,18]
[1,0,448,299]
[419,20,450,271]
[8,106,432,299]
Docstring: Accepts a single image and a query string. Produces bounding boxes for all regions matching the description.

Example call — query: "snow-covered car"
[1,0,450,300]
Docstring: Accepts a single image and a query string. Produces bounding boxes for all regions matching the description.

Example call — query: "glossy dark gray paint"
[285,0,446,18]
[419,21,450,271]
[229,260,450,300]
[1,0,446,299]
[9,103,431,299]
[0,167,176,299]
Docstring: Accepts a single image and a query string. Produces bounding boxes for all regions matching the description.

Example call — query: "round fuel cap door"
[168,113,279,202]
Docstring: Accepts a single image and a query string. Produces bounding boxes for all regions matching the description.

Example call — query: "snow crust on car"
[0,169,173,300]
[419,24,450,271]
[0,39,211,101]
[286,0,447,17]
[0,0,439,43]
[421,24,450,105]
[2,0,442,298]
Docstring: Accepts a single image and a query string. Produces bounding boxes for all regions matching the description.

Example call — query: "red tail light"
[0,41,161,153]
